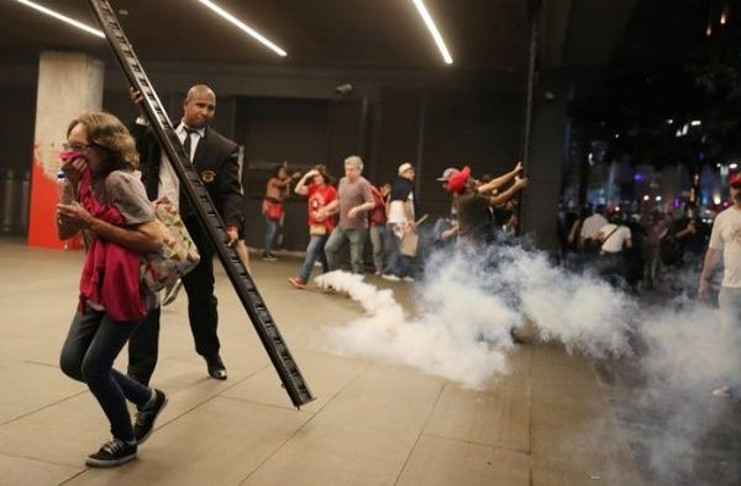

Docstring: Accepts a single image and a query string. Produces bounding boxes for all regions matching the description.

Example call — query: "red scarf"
[78,170,147,321]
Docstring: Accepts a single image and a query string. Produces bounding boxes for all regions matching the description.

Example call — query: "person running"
[289,165,337,288]
[56,112,168,467]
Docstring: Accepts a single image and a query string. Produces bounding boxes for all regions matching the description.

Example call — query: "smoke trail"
[315,242,635,388]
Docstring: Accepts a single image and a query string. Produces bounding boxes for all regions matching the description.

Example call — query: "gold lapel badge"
[201,170,216,183]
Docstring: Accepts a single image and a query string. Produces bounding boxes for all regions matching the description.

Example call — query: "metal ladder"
[87,0,314,408]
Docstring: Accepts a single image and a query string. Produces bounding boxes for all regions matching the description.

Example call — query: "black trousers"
[128,216,220,385]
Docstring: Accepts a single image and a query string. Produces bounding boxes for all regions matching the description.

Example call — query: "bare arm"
[324,199,340,214]
[477,162,523,195]
[294,170,316,196]
[675,220,697,239]
[56,202,163,253]
[489,177,529,207]
[699,248,722,299]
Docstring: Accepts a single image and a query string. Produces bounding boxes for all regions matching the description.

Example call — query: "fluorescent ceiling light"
[197,0,287,57]
[412,0,453,65]
[16,0,104,38]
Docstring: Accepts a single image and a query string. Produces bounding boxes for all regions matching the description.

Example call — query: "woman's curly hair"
[67,112,139,174]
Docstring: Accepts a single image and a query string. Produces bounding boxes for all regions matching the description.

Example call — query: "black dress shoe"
[206,354,227,380]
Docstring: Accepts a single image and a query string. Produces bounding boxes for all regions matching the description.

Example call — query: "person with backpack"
[596,211,632,287]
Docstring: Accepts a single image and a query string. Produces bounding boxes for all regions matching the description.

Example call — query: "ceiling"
[0,0,639,73]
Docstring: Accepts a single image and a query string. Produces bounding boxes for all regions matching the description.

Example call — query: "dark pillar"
[520,76,569,251]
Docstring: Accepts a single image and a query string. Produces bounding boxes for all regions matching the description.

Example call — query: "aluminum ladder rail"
[87,0,314,408]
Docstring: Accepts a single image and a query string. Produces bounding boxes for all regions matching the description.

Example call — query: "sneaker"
[382,274,401,282]
[85,438,137,468]
[262,252,277,262]
[134,389,168,445]
[712,386,732,397]
[402,276,415,283]
[374,270,382,276]
[161,279,183,306]
[288,277,306,289]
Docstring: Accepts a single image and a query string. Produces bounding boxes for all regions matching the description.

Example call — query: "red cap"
[447,166,471,194]
[730,173,741,186]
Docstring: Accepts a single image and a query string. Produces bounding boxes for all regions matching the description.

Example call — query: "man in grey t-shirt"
[323,155,375,274]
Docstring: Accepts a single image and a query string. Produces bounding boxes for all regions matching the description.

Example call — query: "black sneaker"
[85,438,137,468]
[134,389,168,445]
[262,252,277,262]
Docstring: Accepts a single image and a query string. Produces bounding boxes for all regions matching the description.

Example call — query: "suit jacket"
[131,121,243,229]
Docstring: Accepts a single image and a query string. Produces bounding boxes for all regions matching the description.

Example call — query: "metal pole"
[517,0,541,235]
[521,0,540,168]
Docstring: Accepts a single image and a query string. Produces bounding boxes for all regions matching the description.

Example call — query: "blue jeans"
[384,230,415,278]
[298,234,329,282]
[324,226,367,274]
[60,306,152,442]
[718,287,741,394]
[264,215,280,253]
[369,225,387,274]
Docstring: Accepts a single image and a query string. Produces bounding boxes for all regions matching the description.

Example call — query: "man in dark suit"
[128,84,243,383]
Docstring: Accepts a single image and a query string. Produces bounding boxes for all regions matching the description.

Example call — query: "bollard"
[1,169,16,233]
[18,170,31,234]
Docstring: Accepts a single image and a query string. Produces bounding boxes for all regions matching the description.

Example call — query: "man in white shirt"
[699,173,741,398]
[594,213,632,287]
[580,205,608,252]
[598,220,632,254]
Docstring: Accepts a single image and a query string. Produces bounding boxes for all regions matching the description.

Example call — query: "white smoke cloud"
[313,241,739,483]
[315,243,635,388]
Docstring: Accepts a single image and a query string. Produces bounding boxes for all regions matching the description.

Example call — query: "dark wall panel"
[372,88,422,186]
[418,91,523,214]
[236,97,332,251]
[1,86,36,173]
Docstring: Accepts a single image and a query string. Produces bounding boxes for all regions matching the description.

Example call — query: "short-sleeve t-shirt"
[387,178,415,225]
[708,206,741,288]
[598,223,632,253]
[85,170,155,253]
[455,190,492,242]
[91,170,155,227]
[337,176,374,230]
[307,183,338,231]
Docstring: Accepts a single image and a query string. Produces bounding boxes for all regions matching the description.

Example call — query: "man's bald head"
[185,84,216,104]
[182,84,216,129]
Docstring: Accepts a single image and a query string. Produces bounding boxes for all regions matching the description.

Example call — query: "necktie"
[182,127,196,161]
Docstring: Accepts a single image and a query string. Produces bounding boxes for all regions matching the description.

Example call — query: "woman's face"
[313,173,325,185]
[67,123,104,175]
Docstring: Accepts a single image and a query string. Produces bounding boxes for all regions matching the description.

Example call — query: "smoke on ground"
[314,241,738,484]
[315,243,635,388]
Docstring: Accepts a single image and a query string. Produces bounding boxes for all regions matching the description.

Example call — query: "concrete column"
[27,51,104,249]
[520,80,568,252]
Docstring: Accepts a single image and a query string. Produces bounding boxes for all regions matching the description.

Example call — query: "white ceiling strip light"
[196,0,287,57]
[412,0,453,65]
[16,0,105,38]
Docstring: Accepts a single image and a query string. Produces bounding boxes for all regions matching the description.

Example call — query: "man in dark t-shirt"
[448,163,528,245]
